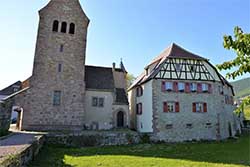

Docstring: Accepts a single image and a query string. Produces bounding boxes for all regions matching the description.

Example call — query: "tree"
[217,26,250,112]
[217,26,250,79]
[126,73,136,88]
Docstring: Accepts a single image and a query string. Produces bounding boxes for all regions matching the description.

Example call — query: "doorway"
[117,111,124,128]
[228,122,232,137]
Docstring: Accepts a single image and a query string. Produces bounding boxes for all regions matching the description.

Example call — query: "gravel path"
[0,131,44,162]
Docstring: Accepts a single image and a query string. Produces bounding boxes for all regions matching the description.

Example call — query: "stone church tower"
[17,0,89,130]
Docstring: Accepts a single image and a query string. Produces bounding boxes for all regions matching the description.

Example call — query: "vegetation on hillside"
[29,135,250,167]
[231,77,250,98]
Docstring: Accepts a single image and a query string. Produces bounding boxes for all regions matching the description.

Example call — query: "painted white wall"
[85,90,114,130]
[136,80,153,132]
[203,61,221,81]
[0,95,7,100]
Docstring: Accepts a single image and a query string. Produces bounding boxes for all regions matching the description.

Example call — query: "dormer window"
[52,20,59,32]
[61,22,67,33]
[69,23,75,34]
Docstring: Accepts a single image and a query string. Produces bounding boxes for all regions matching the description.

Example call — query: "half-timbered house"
[128,43,237,142]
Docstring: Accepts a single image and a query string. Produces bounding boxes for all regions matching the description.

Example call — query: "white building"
[128,43,237,142]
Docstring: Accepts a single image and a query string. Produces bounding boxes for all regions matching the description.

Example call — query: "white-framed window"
[168,102,175,112]
[178,82,185,92]
[202,83,209,92]
[163,101,180,113]
[193,102,207,113]
[190,83,197,92]
[196,103,203,112]
[165,82,173,91]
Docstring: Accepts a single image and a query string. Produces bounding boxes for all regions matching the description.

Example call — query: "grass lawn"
[30,135,250,167]
[244,105,250,120]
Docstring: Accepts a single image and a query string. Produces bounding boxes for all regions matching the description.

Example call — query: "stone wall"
[14,0,89,131]
[150,79,237,142]
[46,130,140,147]
[0,100,13,135]
[0,135,45,167]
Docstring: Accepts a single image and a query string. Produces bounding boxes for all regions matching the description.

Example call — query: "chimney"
[112,62,116,70]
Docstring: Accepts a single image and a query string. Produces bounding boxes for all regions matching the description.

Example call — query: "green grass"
[244,105,250,120]
[29,135,250,167]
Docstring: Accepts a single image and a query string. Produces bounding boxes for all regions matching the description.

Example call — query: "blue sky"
[0,0,249,89]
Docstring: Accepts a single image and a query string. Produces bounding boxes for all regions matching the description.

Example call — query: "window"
[218,85,224,95]
[52,20,59,32]
[202,83,209,92]
[165,82,173,91]
[92,97,98,107]
[168,102,175,112]
[166,124,173,129]
[61,22,67,33]
[92,97,104,107]
[136,103,142,115]
[98,98,104,107]
[190,83,197,92]
[192,102,207,113]
[136,86,143,97]
[163,102,180,113]
[53,91,61,106]
[69,23,75,34]
[58,64,62,72]
[60,44,64,52]
[178,82,185,92]
[186,124,193,128]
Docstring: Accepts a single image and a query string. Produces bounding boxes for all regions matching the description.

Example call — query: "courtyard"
[29,134,250,167]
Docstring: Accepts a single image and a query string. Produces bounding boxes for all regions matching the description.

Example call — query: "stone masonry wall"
[46,131,140,147]
[15,0,89,131]
[0,100,13,135]
[151,79,236,142]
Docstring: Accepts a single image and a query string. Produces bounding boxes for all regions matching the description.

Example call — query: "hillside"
[231,77,250,98]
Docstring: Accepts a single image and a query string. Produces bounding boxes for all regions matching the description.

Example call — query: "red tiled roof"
[146,43,207,68]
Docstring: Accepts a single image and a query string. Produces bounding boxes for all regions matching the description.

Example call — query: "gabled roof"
[85,65,115,91]
[0,81,22,96]
[128,43,233,94]
[146,43,207,69]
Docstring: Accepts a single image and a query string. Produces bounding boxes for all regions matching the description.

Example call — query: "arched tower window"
[61,22,67,33]
[52,20,59,32]
[69,23,75,34]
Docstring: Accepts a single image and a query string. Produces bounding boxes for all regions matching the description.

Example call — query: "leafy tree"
[217,26,250,79]
[126,73,136,88]
[217,26,250,115]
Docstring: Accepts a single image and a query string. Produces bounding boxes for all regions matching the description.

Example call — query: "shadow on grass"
[29,134,250,167]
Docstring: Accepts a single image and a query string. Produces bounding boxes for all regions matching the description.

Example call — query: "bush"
[0,129,9,137]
